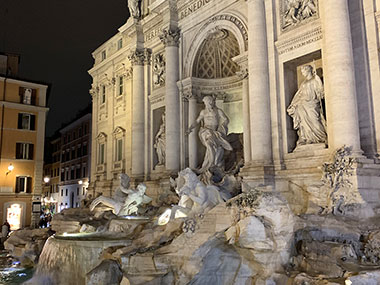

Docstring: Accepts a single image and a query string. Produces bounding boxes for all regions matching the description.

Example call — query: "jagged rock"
[4,228,52,267]
[347,271,380,284]
[86,259,123,285]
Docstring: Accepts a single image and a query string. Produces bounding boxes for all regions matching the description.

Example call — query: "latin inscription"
[180,0,211,20]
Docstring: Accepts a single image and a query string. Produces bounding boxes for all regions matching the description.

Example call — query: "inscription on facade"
[179,0,212,20]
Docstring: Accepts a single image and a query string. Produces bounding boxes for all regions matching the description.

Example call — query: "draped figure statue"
[187,96,232,173]
[154,113,166,166]
[287,64,327,147]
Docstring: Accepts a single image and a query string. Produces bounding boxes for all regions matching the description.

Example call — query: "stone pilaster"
[236,68,252,163]
[320,0,361,154]
[160,28,181,173]
[144,49,152,178]
[247,0,272,164]
[128,49,145,177]
[186,91,198,169]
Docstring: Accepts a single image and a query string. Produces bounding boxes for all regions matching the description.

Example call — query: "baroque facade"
[89,0,380,204]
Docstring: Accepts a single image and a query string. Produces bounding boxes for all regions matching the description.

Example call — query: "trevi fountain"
[5,0,380,284]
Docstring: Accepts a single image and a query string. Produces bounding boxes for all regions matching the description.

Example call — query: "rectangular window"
[71,168,75,180]
[66,189,68,196]
[83,144,88,156]
[76,167,80,179]
[101,50,106,61]
[82,166,86,178]
[99,143,105,164]
[118,39,123,50]
[15,176,32,193]
[19,87,36,105]
[71,148,76,160]
[61,170,65,181]
[61,189,63,196]
[15,143,34,160]
[77,145,82,157]
[118,76,123,96]
[115,138,123,161]
[18,113,35,130]
[101,86,106,104]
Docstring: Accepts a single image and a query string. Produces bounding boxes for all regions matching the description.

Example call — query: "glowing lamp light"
[78,180,83,185]
[6,164,14,175]
[345,281,352,285]
[43,177,50,183]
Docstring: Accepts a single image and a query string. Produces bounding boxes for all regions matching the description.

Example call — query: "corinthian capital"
[128,49,145,65]
[159,28,181,47]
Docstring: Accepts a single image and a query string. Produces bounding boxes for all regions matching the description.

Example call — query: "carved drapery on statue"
[187,96,232,173]
[287,64,327,147]
[153,53,165,87]
[127,0,141,19]
[282,0,318,30]
[154,113,166,166]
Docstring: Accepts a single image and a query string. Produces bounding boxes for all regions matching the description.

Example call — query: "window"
[101,86,106,104]
[66,150,70,161]
[83,144,88,156]
[76,167,80,179]
[99,143,105,164]
[15,176,32,193]
[66,189,68,196]
[61,189,63,196]
[77,145,82,157]
[101,50,106,61]
[79,127,83,137]
[82,166,86,178]
[67,134,71,142]
[115,138,123,161]
[19,87,36,105]
[61,170,65,181]
[61,151,65,162]
[118,39,123,50]
[71,168,75,180]
[118,76,123,96]
[18,113,35,130]
[16,143,34,160]
[71,148,76,160]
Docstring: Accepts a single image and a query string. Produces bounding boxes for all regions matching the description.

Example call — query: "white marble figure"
[153,54,165,86]
[283,0,317,28]
[118,184,152,216]
[154,113,166,166]
[287,64,327,146]
[187,96,232,172]
[158,168,227,225]
[89,173,151,216]
[127,0,140,19]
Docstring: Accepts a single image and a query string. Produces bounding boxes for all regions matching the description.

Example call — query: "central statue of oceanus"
[187,96,232,173]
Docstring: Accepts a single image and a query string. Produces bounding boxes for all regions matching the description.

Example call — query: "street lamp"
[43,177,50,183]
[6,164,14,175]
[78,180,83,185]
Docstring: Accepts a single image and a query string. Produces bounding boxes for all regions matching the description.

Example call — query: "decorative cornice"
[128,49,145,65]
[276,26,322,55]
[159,28,181,47]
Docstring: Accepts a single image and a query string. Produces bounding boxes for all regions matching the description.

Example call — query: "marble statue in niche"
[154,113,166,166]
[187,96,232,173]
[287,64,327,147]
[127,0,141,19]
[283,0,317,29]
[153,53,165,87]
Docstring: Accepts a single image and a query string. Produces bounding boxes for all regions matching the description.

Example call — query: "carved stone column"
[128,49,145,176]
[247,0,272,164]
[320,0,362,154]
[160,28,181,172]
[144,49,152,177]
[187,91,198,169]
[236,68,252,162]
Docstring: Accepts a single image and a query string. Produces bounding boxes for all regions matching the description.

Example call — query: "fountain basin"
[34,234,131,285]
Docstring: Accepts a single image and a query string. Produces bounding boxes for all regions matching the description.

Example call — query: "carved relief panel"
[281,0,319,31]
[153,53,165,88]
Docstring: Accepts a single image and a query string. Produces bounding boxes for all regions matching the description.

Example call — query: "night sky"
[0,0,128,136]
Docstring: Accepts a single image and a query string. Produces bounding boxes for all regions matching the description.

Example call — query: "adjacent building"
[0,53,48,229]
[57,113,91,212]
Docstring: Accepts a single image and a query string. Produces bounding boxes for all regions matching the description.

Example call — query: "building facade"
[89,0,380,203]
[0,71,48,229]
[57,113,91,212]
